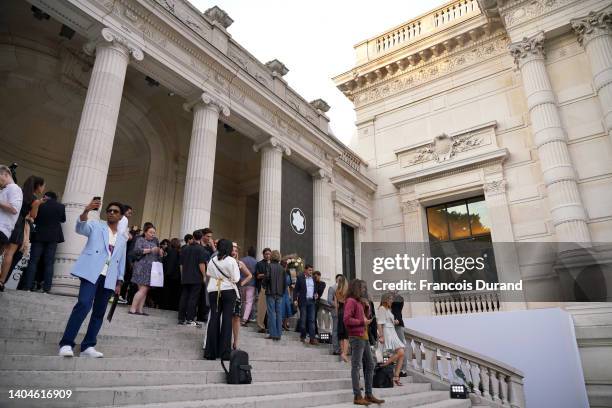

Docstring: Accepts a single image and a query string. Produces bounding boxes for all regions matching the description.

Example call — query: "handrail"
[403,326,525,407]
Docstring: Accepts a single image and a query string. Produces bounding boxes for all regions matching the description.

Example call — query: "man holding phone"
[58,198,127,358]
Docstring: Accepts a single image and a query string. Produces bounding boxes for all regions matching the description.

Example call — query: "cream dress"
[376,306,405,351]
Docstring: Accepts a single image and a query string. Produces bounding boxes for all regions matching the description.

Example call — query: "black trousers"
[178,284,201,322]
[197,283,209,321]
[204,289,236,360]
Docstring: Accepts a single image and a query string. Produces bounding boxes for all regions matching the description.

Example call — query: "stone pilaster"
[509,32,591,243]
[253,138,291,256]
[572,9,612,141]
[312,169,334,283]
[180,93,229,237]
[53,28,143,295]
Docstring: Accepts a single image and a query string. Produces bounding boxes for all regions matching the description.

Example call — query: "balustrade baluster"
[423,342,438,376]
[415,340,424,372]
[470,360,482,395]
[501,374,509,404]
[480,365,491,399]
[490,369,500,401]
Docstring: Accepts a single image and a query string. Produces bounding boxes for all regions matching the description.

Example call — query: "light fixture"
[167,92,175,97]
[318,332,331,344]
[450,384,468,399]
[31,6,50,21]
[59,25,75,40]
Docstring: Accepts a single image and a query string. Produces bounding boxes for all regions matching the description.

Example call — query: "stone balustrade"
[404,326,526,408]
[356,0,481,62]
[431,290,501,315]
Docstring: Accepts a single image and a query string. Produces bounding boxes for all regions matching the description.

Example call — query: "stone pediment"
[391,121,507,185]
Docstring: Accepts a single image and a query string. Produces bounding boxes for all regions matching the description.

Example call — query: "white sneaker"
[58,345,74,357]
[80,347,103,358]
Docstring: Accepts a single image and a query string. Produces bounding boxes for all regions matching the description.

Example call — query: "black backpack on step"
[221,349,252,384]
[373,364,394,388]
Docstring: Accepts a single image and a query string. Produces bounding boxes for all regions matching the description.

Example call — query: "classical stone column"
[572,9,612,142]
[509,32,591,243]
[180,93,229,237]
[312,169,334,283]
[253,138,291,255]
[53,28,143,295]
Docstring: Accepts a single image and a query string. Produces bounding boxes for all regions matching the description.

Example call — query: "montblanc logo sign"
[290,208,306,235]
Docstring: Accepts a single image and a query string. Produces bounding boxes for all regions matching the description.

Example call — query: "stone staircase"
[0,290,471,408]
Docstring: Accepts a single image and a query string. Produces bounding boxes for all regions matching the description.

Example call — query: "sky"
[190,0,447,145]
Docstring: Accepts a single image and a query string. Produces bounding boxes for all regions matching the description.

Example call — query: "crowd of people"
[0,163,413,406]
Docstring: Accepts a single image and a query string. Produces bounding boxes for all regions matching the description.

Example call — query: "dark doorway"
[341,223,356,281]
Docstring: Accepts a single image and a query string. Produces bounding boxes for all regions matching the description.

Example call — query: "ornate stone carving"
[204,5,234,29]
[265,59,289,77]
[483,179,507,196]
[183,92,230,116]
[352,34,508,107]
[83,27,144,61]
[312,168,333,183]
[503,0,574,27]
[400,200,420,214]
[508,31,545,67]
[410,133,483,164]
[253,137,292,156]
[310,99,331,113]
[571,10,612,47]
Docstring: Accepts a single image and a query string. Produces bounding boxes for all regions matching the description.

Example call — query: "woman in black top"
[162,238,181,310]
[0,176,45,290]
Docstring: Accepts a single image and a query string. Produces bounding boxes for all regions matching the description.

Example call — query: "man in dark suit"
[293,264,318,344]
[22,191,65,292]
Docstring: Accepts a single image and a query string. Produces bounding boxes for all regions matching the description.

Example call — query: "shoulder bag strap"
[211,258,240,299]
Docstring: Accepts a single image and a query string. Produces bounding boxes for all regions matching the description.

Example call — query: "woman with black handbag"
[204,239,240,360]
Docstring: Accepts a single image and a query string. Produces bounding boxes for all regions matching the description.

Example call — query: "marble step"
[0,339,337,361]
[0,382,434,408]
[0,368,351,387]
[0,355,349,372]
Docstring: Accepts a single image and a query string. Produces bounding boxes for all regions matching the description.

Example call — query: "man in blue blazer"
[58,199,126,358]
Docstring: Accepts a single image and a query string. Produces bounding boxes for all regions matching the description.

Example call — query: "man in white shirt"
[0,165,23,278]
[117,204,132,240]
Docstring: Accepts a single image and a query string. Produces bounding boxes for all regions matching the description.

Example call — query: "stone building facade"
[333,0,612,405]
[0,0,375,295]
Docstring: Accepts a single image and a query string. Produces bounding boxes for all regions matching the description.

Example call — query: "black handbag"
[212,258,242,317]
[221,349,252,384]
[373,363,394,388]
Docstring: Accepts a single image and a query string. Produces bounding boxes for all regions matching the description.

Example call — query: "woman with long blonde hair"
[376,292,406,386]
[334,275,349,362]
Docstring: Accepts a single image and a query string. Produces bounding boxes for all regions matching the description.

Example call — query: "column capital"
[483,179,507,197]
[183,92,230,116]
[253,137,291,156]
[400,199,420,214]
[508,31,545,68]
[571,9,612,47]
[83,27,144,61]
[312,168,333,183]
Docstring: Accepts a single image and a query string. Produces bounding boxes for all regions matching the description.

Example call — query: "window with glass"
[425,196,497,292]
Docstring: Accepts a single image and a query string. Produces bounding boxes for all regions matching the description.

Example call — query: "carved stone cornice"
[571,9,612,47]
[265,59,289,77]
[253,137,292,156]
[204,5,233,29]
[501,0,575,28]
[183,92,230,116]
[345,33,509,107]
[310,99,331,113]
[483,179,507,196]
[83,27,144,61]
[508,31,545,67]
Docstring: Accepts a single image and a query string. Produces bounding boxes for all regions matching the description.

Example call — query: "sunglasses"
[106,208,121,214]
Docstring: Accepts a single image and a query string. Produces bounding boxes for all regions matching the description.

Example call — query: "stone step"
[0,355,349,372]
[0,339,337,361]
[0,382,434,408]
[0,368,351,387]
[316,395,472,408]
[0,378,351,407]
[0,328,329,354]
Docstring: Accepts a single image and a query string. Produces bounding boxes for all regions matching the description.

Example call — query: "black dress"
[337,300,348,340]
[9,200,32,245]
